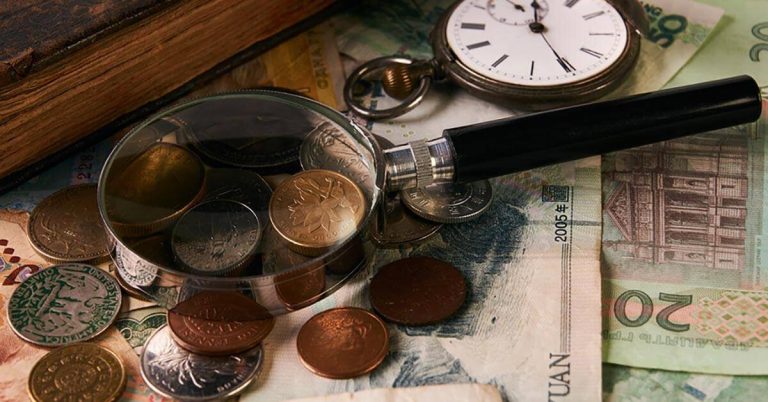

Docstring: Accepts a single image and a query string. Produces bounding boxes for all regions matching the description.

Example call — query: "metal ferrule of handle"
[384,137,455,192]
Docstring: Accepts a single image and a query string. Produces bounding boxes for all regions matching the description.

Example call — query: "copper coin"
[297,307,388,379]
[269,169,367,256]
[28,184,111,262]
[369,256,466,325]
[168,291,274,356]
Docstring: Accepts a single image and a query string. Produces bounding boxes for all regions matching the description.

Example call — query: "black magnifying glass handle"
[383,75,763,191]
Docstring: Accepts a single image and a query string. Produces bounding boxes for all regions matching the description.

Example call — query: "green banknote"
[602,111,768,375]
[667,0,768,88]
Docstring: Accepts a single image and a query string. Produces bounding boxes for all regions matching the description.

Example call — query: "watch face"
[446,0,630,87]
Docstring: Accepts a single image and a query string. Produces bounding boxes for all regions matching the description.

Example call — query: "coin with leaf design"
[269,169,367,256]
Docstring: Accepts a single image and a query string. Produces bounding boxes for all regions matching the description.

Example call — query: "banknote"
[601,106,768,375]
[604,364,768,401]
[667,0,768,88]
[284,383,503,402]
[334,0,723,99]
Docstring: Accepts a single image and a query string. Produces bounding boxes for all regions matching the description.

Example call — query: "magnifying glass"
[98,75,762,317]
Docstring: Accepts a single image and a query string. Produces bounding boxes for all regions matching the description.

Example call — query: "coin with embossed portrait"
[171,199,262,277]
[28,184,111,263]
[28,343,126,402]
[299,121,376,202]
[401,180,493,223]
[168,291,274,356]
[297,307,388,379]
[141,325,264,401]
[269,169,366,256]
[7,263,122,346]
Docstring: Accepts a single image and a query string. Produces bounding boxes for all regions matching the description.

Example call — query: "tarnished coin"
[8,263,122,346]
[203,168,272,223]
[176,97,318,171]
[168,291,274,356]
[297,307,388,379]
[372,192,442,247]
[270,169,367,256]
[141,325,264,401]
[171,199,261,276]
[299,121,376,202]
[104,142,206,237]
[28,184,111,262]
[28,343,126,402]
[401,180,493,223]
[369,256,466,326]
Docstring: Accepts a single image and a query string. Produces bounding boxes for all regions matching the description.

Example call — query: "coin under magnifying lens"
[297,307,388,379]
[168,291,275,356]
[28,184,111,263]
[299,121,376,202]
[401,180,493,223]
[202,168,272,223]
[270,169,367,257]
[369,256,466,326]
[171,199,262,277]
[372,192,442,247]
[28,343,126,402]
[141,325,264,401]
[8,263,122,346]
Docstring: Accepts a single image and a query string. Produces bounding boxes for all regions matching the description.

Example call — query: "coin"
[104,142,206,237]
[114,235,170,288]
[8,263,122,346]
[141,325,264,401]
[372,192,442,247]
[299,121,376,202]
[401,180,493,223]
[297,307,388,379]
[171,200,262,277]
[28,343,126,402]
[203,168,272,223]
[270,169,367,256]
[28,184,111,262]
[177,97,318,171]
[114,268,151,302]
[369,256,466,326]
[168,291,274,356]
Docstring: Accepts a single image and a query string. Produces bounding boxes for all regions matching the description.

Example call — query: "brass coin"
[28,343,126,402]
[168,291,275,356]
[28,184,111,262]
[297,307,388,379]
[269,169,367,256]
[103,143,206,237]
[369,256,466,325]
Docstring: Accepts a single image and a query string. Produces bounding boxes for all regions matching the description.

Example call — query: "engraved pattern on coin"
[372,192,442,247]
[28,184,111,262]
[270,170,367,251]
[172,200,261,276]
[28,343,126,402]
[141,326,264,401]
[401,180,493,223]
[8,264,122,346]
[168,291,274,356]
[296,307,388,379]
[300,121,376,202]
[203,168,272,222]
[114,239,160,288]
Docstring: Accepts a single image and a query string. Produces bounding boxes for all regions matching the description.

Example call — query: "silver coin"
[203,168,272,223]
[141,325,264,401]
[7,263,122,346]
[114,239,160,287]
[299,121,377,203]
[372,192,442,247]
[176,97,318,170]
[171,200,261,276]
[401,180,494,223]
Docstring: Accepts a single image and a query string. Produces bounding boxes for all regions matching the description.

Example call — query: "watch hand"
[529,1,545,32]
[539,33,575,73]
[505,0,526,12]
[531,0,539,22]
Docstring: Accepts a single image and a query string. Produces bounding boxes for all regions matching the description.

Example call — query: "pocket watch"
[345,0,649,119]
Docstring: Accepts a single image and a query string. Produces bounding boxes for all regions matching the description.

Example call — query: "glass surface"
[98,91,382,315]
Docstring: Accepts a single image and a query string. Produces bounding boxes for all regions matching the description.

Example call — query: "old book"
[0,0,336,188]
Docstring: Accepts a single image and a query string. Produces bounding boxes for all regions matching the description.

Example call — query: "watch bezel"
[432,0,642,110]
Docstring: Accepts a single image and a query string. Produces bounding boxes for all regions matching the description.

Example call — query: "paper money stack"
[0,1,767,401]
